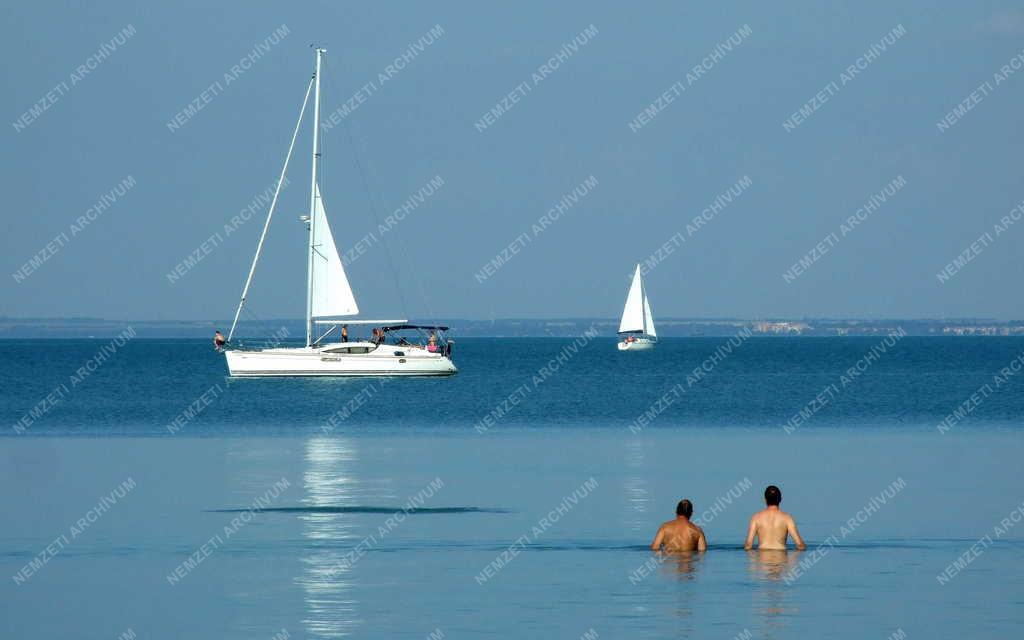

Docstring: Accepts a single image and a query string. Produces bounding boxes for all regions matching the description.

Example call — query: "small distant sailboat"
[222,48,456,377]
[617,264,657,351]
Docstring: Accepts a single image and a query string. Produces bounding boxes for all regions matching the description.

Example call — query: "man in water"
[744,485,806,550]
[213,330,226,350]
[651,499,707,552]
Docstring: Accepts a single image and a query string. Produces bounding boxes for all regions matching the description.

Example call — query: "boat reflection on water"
[297,437,393,638]
[747,550,801,638]
[623,440,650,533]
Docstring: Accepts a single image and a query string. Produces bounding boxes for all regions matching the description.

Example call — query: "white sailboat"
[617,264,657,351]
[223,48,456,377]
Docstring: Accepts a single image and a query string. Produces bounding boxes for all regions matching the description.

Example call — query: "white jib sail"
[619,265,645,334]
[643,292,656,337]
[310,185,358,318]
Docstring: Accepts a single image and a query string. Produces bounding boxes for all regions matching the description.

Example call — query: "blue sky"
[3,1,1023,321]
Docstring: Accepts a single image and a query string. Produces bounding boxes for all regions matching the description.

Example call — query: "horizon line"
[2,315,1024,324]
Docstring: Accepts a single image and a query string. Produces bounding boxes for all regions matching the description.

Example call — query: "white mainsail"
[310,184,358,318]
[619,265,646,334]
[643,292,656,337]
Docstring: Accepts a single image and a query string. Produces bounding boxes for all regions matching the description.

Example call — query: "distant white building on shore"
[754,321,810,334]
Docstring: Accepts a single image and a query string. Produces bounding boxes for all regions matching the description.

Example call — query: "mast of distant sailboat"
[639,268,647,335]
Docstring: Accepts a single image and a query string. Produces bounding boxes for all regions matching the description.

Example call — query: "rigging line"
[243,301,300,347]
[391,207,435,322]
[230,303,264,345]
[241,303,264,333]
[347,102,437,321]
[240,305,285,348]
[367,152,437,322]
[227,74,315,343]
[321,67,411,319]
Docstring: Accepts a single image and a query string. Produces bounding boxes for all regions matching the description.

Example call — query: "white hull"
[225,342,456,377]
[617,337,655,351]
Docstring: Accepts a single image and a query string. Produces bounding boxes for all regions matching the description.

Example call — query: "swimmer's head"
[676,499,693,518]
[764,485,782,506]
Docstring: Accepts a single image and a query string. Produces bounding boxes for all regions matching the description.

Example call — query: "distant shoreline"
[2,317,1023,339]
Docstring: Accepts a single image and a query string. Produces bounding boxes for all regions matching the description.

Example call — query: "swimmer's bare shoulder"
[743,509,763,550]
[650,520,670,551]
[783,510,806,550]
[691,521,707,552]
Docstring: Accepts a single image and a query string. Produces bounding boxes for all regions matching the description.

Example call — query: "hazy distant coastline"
[3,317,1023,339]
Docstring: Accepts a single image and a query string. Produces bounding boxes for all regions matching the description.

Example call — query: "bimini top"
[381,324,450,332]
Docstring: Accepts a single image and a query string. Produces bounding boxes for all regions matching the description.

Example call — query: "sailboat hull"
[617,337,656,351]
[225,344,457,377]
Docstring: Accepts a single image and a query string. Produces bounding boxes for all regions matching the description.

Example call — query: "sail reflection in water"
[623,440,650,533]
[297,437,395,638]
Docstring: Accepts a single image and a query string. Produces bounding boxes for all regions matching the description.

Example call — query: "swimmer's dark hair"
[764,485,782,506]
[676,499,693,518]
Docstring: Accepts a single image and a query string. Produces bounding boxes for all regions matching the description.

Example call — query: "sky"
[2,1,1023,322]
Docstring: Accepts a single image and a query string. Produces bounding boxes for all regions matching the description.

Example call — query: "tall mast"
[638,265,647,335]
[306,48,324,347]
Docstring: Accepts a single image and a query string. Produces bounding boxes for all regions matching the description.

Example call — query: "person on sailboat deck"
[427,332,438,352]
[372,328,384,345]
[213,330,226,350]
[341,325,348,342]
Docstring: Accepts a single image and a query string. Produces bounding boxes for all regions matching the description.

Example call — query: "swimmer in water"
[744,485,806,551]
[651,499,707,552]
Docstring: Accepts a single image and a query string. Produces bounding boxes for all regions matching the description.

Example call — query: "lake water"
[2,337,1023,639]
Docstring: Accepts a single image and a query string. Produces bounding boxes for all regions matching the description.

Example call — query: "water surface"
[2,338,1022,638]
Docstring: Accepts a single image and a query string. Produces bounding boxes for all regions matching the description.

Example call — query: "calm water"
[2,338,1023,639]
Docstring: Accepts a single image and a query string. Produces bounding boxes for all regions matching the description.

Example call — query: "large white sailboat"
[617,264,657,351]
[223,48,456,377]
